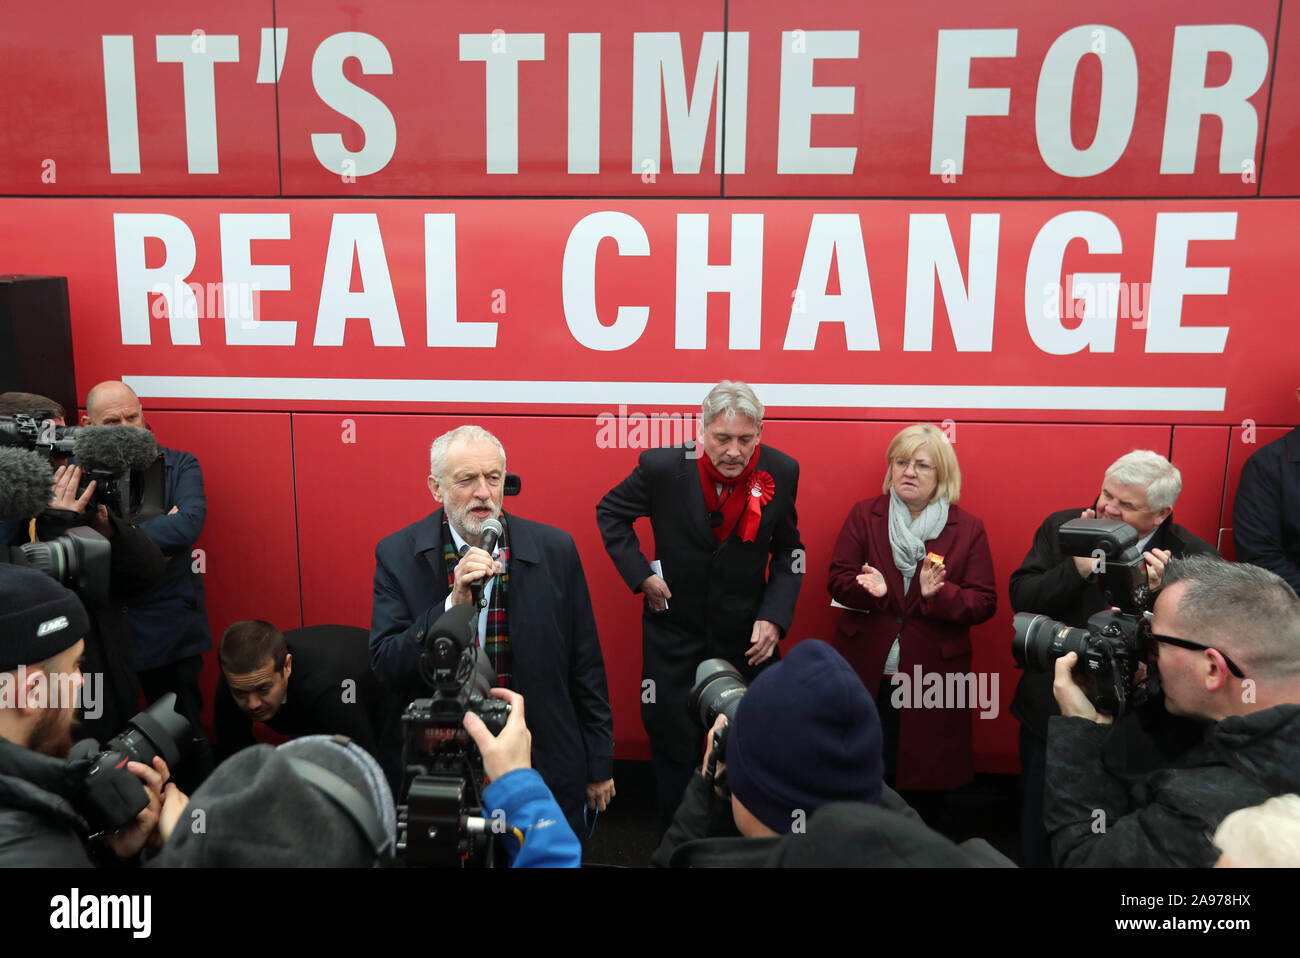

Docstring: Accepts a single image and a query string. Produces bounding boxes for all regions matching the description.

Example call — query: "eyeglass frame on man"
[1148,629,1246,679]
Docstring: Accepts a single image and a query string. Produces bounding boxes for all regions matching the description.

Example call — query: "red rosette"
[738,471,776,541]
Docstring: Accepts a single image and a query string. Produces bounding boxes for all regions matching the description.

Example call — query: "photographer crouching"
[651,640,1011,867]
[0,566,188,866]
[1045,555,1300,866]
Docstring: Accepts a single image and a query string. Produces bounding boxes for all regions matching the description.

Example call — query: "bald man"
[85,381,215,788]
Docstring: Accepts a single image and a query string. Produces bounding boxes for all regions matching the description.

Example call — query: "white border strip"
[122,376,1226,412]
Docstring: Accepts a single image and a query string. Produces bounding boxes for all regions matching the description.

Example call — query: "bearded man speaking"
[369,425,614,839]
[597,381,805,832]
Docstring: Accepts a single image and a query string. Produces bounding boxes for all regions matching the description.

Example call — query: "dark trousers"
[652,748,697,838]
[876,677,950,830]
[1018,724,1052,868]
[140,655,216,792]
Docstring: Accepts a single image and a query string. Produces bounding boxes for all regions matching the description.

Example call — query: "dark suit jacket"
[596,444,804,763]
[1234,426,1300,594]
[369,509,614,827]
[127,446,211,670]
[826,495,997,789]
[1009,505,1219,742]
[214,625,386,764]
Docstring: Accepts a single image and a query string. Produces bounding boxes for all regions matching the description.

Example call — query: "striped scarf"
[441,513,512,689]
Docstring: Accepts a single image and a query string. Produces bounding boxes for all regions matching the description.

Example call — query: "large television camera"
[1011,518,1157,716]
[395,603,512,867]
[0,415,166,524]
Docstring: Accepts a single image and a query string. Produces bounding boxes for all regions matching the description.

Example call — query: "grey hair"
[701,381,764,429]
[1214,794,1300,867]
[428,425,506,479]
[1163,555,1300,679]
[1105,450,1182,512]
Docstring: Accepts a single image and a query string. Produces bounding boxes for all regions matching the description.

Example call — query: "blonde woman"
[827,424,996,802]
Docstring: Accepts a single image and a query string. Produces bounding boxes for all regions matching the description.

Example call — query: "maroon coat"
[827,495,997,790]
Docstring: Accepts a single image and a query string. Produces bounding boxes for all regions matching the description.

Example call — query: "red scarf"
[697,446,774,542]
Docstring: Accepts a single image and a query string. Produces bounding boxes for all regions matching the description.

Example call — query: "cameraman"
[1009,450,1218,865]
[0,565,184,866]
[85,381,215,788]
[650,640,1008,866]
[0,392,165,741]
[1046,555,1300,867]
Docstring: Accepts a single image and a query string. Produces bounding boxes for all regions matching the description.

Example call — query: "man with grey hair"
[597,381,804,833]
[369,425,614,839]
[1046,556,1300,866]
[1009,449,1218,866]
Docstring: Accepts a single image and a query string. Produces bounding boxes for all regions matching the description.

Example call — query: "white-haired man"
[597,381,804,833]
[369,426,614,840]
[1009,449,1219,866]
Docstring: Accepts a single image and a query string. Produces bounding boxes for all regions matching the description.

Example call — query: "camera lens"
[689,659,748,730]
[1011,612,1093,673]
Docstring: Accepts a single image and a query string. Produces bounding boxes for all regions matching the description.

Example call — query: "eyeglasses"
[891,458,935,474]
[1150,631,1246,678]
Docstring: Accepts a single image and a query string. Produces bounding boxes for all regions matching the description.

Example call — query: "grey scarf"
[888,488,949,595]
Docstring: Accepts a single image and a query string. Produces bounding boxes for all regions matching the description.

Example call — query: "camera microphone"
[0,448,55,521]
[73,425,159,474]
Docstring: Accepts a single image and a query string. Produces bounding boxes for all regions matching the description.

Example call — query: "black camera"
[68,692,193,835]
[396,603,511,867]
[0,413,78,457]
[689,659,748,780]
[1011,518,1157,716]
[2,526,111,605]
[0,416,165,524]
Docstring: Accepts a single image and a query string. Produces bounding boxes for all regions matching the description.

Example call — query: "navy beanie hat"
[0,564,89,673]
[726,639,883,834]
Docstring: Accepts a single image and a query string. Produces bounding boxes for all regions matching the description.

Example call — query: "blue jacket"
[1234,426,1300,594]
[127,446,211,670]
[481,768,582,867]
[370,509,614,834]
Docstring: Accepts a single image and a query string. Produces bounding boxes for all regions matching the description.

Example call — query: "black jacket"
[1234,426,1300,594]
[369,510,614,831]
[0,739,96,867]
[1009,507,1219,740]
[596,444,804,762]
[1045,704,1300,867]
[651,773,1012,867]
[214,625,387,764]
[31,507,165,741]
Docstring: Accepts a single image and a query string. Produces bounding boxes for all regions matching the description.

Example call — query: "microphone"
[73,425,159,475]
[0,448,54,520]
[470,517,504,610]
[479,517,503,556]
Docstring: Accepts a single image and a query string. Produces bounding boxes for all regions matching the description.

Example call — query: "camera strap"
[286,757,393,861]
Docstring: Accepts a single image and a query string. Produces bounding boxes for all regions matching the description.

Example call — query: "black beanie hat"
[726,639,883,834]
[153,735,396,867]
[0,565,89,673]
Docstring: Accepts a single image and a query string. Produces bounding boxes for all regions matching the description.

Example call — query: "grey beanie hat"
[153,735,395,867]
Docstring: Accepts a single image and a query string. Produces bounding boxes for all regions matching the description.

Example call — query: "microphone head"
[479,517,503,550]
[0,447,54,521]
[74,425,159,474]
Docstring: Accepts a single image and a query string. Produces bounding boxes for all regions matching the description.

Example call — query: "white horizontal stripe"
[122,377,1225,411]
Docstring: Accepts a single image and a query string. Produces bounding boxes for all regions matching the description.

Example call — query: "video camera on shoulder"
[1011,518,1156,716]
[396,602,512,867]
[0,415,166,524]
